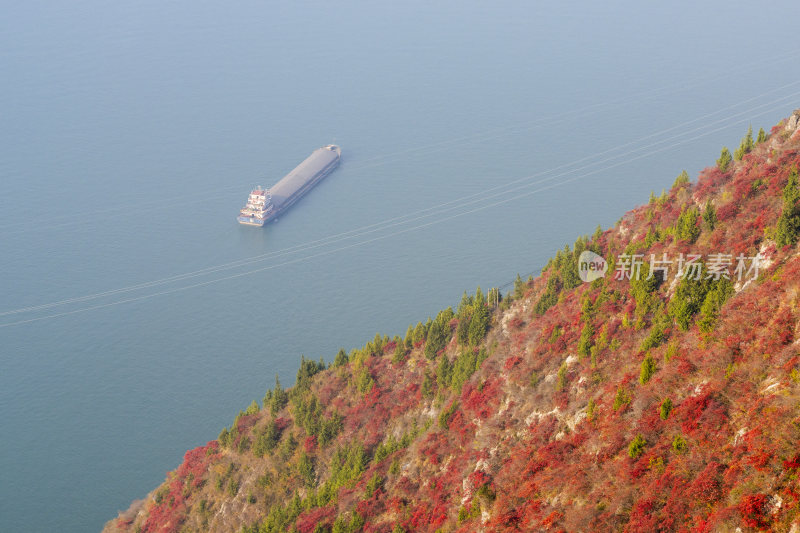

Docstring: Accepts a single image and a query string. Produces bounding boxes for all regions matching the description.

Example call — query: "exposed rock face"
[785,108,800,132]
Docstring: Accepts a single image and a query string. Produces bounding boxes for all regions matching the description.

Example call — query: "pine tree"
[457,291,473,318]
[577,322,593,357]
[775,168,800,247]
[468,289,489,345]
[392,342,406,364]
[333,348,348,367]
[673,170,690,189]
[702,200,717,231]
[424,308,453,359]
[660,398,673,420]
[717,147,733,172]
[270,375,288,416]
[675,206,701,243]
[513,274,525,299]
[639,353,657,384]
[757,127,767,144]
[734,125,754,161]
[412,321,427,345]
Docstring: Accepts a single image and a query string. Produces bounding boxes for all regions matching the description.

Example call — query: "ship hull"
[238,145,340,227]
[237,216,267,227]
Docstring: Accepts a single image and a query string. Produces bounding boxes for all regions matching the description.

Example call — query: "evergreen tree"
[421,372,433,399]
[757,127,767,144]
[697,278,734,333]
[412,321,427,345]
[457,291,473,317]
[270,375,288,416]
[702,200,717,231]
[675,206,700,243]
[373,333,384,354]
[660,398,673,420]
[404,324,414,349]
[639,353,657,384]
[717,147,733,172]
[673,170,690,189]
[468,289,490,345]
[734,125,754,161]
[424,308,453,359]
[669,269,724,331]
[775,168,800,247]
[456,315,470,345]
[592,224,603,244]
[513,274,525,299]
[577,322,593,357]
[295,355,323,391]
[245,399,259,415]
[333,348,348,367]
[392,342,406,364]
[436,353,452,389]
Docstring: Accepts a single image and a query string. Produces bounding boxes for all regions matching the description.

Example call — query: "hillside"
[106,111,800,533]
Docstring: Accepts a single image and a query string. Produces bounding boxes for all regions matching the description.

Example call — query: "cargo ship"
[238,144,341,226]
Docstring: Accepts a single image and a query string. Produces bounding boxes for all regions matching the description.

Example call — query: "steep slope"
[106,111,800,533]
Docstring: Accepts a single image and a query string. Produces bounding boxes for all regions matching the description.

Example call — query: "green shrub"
[672,435,688,454]
[438,400,459,429]
[639,353,657,384]
[556,362,568,391]
[227,478,240,497]
[628,434,647,459]
[613,386,631,410]
[659,398,673,420]
[586,398,597,422]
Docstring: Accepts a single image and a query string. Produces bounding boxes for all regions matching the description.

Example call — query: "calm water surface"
[1,1,799,531]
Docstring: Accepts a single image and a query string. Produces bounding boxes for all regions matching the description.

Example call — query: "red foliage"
[507,316,524,329]
[295,504,336,533]
[467,469,492,491]
[461,376,503,419]
[504,355,523,371]
[303,435,317,454]
[746,450,773,471]
[783,453,800,470]
[235,413,258,432]
[737,493,770,529]
[688,462,724,504]
[626,498,660,532]
[716,202,739,221]
[142,441,219,533]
